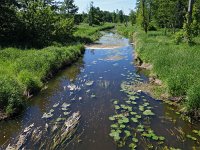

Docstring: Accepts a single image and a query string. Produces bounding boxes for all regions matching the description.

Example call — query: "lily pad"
[115,105,120,110]
[143,102,150,107]
[91,94,96,98]
[124,130,131,137]
[129,143,137,150]
[139,106,144,112]
[143,110,155,116]
[85,81,94,86]
[63,112,70,116]
[186,134,197,141]
[132,137,138,143]
[53,103,59,108]
[118,117,129,124]
[62,102,70,108]
[109,130,121,142]
[111,124,118,128]
[120,124,126,128]
[113,100,118,105]
[130,112,137,115]
[193,130,200,136]
[131,117,138,123]
[109,116,115,121]
[42,112,53,119]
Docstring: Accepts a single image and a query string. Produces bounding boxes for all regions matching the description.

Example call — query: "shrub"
[148,24,157,31]
[174,31,184,45]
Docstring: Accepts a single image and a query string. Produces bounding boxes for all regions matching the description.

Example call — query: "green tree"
[118,10,124,23]
[0,0,21,46]
[129,10,136,26]
[60,0,78,16]
[88,1,94,26]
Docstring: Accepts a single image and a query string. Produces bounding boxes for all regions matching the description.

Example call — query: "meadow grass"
[74,23,115,43]
[133,28,200,112]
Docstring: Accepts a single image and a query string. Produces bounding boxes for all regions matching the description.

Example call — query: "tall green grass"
[0,45,84,115]
[74,23,115,43]
[134,29,200,111]
[116,24,135,39]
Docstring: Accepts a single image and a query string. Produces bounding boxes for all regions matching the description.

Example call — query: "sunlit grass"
[134,28,200,111]
[0,45,84,115]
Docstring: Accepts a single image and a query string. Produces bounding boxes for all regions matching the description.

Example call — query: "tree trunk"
[187,0,194,25]
[142,0,148,33]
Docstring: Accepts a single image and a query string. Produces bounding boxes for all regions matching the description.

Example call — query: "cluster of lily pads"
[42,102,71,119]
[109,79,166,149]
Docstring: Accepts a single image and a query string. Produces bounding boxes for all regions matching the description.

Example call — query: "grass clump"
[0,45,84,116]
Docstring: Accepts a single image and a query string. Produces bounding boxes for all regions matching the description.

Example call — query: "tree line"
[0,0,135,48]
[136,0,200,44]
[0,0,82,48]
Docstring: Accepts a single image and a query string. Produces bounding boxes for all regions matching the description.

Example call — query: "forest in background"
[0,0,132,48]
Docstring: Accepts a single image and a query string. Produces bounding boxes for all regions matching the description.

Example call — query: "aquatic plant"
[143,110,155,116]
[7,110,81,150]
[85,81,94,86]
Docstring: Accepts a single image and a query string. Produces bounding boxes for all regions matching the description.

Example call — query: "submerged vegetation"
[6,110,81,150]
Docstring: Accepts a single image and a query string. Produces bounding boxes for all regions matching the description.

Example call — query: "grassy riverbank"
[0,45,84,116]
[117,24,200,115]
[74,23,115,43]
[0,23,114,117]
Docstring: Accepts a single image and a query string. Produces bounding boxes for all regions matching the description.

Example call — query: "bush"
[174,31,184,44]
[148,24,157,31]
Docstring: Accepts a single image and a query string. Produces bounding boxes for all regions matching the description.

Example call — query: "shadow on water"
[0,32,200,149]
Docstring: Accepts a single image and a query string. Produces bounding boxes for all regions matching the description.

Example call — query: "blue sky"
[74,0,136,15]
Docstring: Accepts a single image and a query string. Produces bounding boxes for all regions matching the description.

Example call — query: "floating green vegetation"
[192,130,200,136]
[109,79,167,149]
[143,110,155,116]
[142,129,165,141]
[53,103,59,108]
[7,111,81,149]
[85,80,94,86]
[91,94,96,98]
[131,117,138,123]
[186,134,197,141]
[109,130,121,142]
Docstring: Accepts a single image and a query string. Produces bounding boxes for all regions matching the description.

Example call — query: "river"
[0,32,200,150]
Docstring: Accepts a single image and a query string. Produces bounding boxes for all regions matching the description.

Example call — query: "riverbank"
[0,45,84,118]
[117,24,200,120]
[74,23,115,43]
[0,24,115,119]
